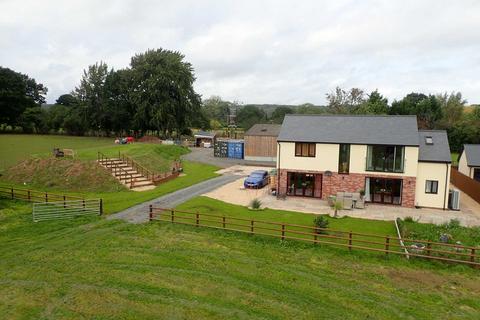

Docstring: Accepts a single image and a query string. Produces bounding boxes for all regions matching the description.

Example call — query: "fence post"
[196,212,199,227]
[426,243,431,256]
[471,248,476,263]
[45,192,48,203]
[348,231,353,252]
[28,190,31,201]
[63,195,66,209]
[222,216,226,229]
[385,236,390,255]
[83,199,85,209]
[250,220,254,234]
[11,187,14,199]
[149,205,153,221]
[281,224,285,240]
[99,199,103,216]
[171,210,174,223]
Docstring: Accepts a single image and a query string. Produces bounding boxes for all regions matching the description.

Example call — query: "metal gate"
[32,199,102,222]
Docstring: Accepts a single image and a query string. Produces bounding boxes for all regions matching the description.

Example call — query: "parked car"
[244,170,269,189]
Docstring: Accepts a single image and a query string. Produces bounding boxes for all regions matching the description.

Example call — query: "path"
[107,174,241,223]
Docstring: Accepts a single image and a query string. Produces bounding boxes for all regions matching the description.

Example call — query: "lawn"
[1,199,479,319]
[452,152,459,166]
[0,134,112,171]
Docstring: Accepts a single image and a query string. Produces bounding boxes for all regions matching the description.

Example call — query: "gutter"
[277,142,281,198]
[443,163,449,210]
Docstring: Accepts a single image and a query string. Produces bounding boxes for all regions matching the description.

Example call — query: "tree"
[129,49,202,137]
[56,94,78,106]
[296,103,325,114]
[103,68,134,134]
[236,105,266,130]
[73,61,109,132]
[356,90,389,114]
[390,93,442,129]
[0,67,47,125]
[271,106,294,123]
[326,87,365,114]
[436,92,466,129]
[202,96,231,125]
[18,107,48,133]
[45,104,69,132]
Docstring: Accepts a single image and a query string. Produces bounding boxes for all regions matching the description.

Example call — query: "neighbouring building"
[458,144,480,182]
[276,115,452,209]
[244,124,281,162]
[194,131,217,148]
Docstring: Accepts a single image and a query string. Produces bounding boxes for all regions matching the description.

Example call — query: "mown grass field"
[1,199,479,319]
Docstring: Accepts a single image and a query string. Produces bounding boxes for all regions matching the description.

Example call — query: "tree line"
[203,88,480,152]
[0,48,204,137]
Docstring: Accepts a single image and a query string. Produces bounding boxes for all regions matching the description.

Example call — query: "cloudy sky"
[1,0,480,105]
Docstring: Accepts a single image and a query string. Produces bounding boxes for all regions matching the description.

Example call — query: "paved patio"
[204,170,480,227]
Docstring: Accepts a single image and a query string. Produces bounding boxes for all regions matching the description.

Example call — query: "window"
[425,180,438,194]
[338,144,350,173]
[295,143,315,157]
[366,145,404,173]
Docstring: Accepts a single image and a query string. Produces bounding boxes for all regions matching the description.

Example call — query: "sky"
[1,0,480,105]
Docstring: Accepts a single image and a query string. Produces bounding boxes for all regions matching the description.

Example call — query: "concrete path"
[107,174,241,223]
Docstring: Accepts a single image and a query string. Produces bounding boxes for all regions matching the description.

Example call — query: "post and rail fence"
[0,186,84,203]
[149,207,480,268]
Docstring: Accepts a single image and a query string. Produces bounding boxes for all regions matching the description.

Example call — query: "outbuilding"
[458,144,480,181]
[244,124,281,162]
[194,131,216,148]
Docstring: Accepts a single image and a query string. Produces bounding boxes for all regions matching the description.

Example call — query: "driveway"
[107,174,241,223]
[183,147,276,168]
[204,176,480,227]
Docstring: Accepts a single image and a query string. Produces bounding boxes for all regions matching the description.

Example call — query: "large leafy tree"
[356,90,389,114]
[202,96,231,125]
[389,93,442,129]
[326,87,365,114]
[436,92,466,129]
[271,106,294,123]
[73,62,109,132]
[0,67,47,125]
[129,49,202,137]
[236,105,266,130]
[103,68,135,134]
[56,93,78,106]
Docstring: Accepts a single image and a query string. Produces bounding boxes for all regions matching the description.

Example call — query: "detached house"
[276,115,452,209]
[458,144,480,182]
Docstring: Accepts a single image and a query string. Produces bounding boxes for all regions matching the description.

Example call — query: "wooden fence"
[149,207,480,267]
[0,186,84,203]
[33,199,102,222]
[451,167,480,204]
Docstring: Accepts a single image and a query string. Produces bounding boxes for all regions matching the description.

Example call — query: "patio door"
[287,172,316,197]
[369,178,402,205]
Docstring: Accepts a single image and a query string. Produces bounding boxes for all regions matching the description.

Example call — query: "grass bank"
[1,199,479,319]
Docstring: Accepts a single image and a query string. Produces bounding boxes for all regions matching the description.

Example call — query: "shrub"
[250,198,262,210]
[404,216,414,223]
[332,201,343,218]
[313,215,329,234]
[447,219,461,229]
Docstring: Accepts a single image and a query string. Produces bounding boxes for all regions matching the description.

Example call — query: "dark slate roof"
[463,144,480,166]
[245,124,281,137]
[194,131,216,138]
[418,130,451,163]
[277,115,419,146]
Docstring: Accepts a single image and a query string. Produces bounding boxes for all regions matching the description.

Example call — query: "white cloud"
[1,0,480,104]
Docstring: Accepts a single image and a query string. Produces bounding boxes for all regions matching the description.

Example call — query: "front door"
[370,178,402,205]
[287,172,316,197]
[474,168,480,182]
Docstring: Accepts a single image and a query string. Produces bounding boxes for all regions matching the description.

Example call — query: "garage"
[244,124,281,162]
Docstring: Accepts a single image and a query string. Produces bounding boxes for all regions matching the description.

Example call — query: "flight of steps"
[97,158,156,191]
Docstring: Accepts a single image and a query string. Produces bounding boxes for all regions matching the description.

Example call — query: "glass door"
[369,178,402,205]
[287,172,316,197]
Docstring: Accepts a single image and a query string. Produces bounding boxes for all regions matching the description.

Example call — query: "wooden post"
[250,220,254,234]
[348,231,353,252]
[45,192,48,203]
[281,224,285,240]
[314,234,318,244]
[82,199,85,209]
[63,195,66,209]
[196,212,199,227]
[471,248,476,263]
[99,199,103,216]
[222,216,226,229]
[385,236,390,255]
[426,243,431,256]
[171,210,174,223]
[11,187,14,199]
[149,205,153,221]
[27,190,31,201]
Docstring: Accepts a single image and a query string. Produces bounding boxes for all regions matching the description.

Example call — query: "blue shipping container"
[227,140,244,159]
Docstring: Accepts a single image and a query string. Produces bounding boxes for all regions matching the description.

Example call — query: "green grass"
[452,152,459,166]
[0,134,112,171]
[399,218,480,247]
[1,199,479,319]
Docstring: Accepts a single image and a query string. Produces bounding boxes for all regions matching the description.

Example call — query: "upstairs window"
[338,144,350,173]
[366,145,405,173]
[295,143,316,157]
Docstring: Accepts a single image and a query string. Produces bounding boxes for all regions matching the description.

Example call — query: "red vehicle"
[126,136,134,143]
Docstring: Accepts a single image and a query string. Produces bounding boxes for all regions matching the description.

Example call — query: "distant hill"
[242,103,326,116]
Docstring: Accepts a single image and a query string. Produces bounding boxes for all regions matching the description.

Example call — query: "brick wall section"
[278,169,416,207]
